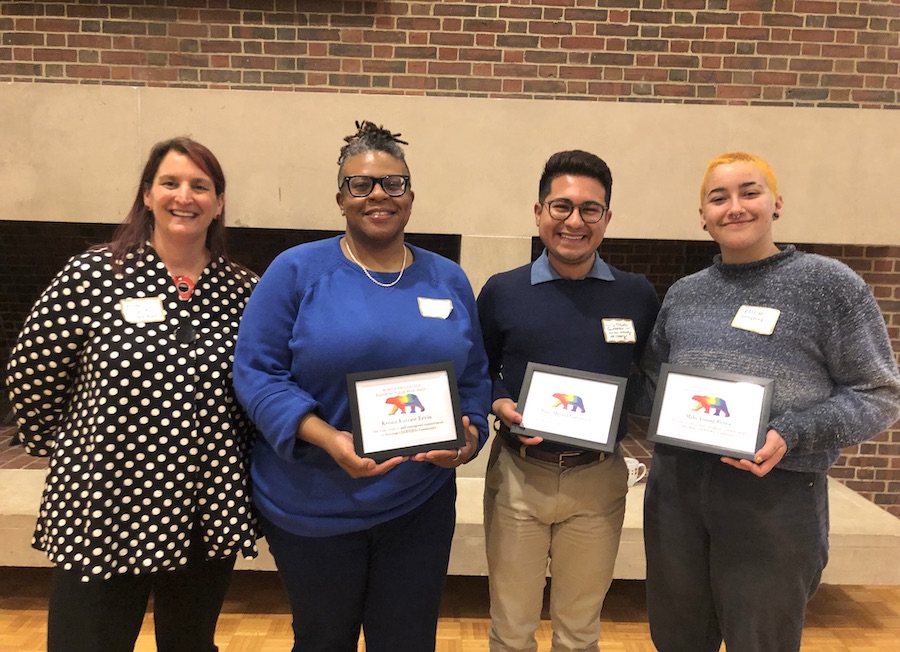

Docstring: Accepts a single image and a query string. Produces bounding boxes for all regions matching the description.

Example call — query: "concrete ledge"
[3,470,899,584]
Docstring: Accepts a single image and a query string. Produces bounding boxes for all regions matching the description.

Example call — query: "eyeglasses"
[340,175,410,198]
[544,199,608,224]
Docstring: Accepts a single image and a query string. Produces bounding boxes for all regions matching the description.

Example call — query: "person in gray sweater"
[639,152,900,652]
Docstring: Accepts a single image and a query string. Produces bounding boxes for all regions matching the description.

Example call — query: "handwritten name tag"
[120,297,166,324]
[732,305,780,335]
[602,318,637,344]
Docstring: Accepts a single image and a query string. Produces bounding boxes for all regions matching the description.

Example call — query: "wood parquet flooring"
[1,568,898,651]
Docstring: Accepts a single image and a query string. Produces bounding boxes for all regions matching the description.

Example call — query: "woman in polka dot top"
[6,137,258,652]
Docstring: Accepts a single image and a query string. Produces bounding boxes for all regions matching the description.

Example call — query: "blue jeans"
[260,475,456,652]
[644,445,829,652]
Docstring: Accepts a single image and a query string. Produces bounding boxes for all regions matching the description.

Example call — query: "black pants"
[261,476,457,652]
[644,445,829,652]
[47,540,235,652]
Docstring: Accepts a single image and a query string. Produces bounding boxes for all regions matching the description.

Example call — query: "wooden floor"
[1,568,898,651]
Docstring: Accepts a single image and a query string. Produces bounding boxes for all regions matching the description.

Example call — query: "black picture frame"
[347,361,466,462]
[647,363,774,460]
[510,362,628,453]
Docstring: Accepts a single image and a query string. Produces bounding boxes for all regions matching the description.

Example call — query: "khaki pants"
[484,438,628,652]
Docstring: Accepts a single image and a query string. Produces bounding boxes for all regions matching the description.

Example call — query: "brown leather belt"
[499,426,609,468]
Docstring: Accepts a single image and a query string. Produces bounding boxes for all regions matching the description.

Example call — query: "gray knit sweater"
[641,246,900,472]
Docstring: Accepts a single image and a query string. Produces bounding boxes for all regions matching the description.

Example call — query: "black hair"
[538,150,613,206]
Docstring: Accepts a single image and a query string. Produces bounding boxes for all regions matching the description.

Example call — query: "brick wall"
[1,0,897,108]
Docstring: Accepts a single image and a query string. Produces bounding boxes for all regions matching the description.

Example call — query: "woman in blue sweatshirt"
[233,121,490,652]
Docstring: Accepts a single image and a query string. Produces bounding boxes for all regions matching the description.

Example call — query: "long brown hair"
[95,137,230,271]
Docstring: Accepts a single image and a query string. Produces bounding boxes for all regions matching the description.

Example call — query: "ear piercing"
[773,212,780,220]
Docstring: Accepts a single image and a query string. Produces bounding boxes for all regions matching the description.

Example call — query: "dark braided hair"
[337,120,410,185]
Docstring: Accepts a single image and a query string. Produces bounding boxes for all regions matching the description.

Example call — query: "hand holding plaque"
[347,361,466,463]
[647,364,773,460]
[510,362,628,453]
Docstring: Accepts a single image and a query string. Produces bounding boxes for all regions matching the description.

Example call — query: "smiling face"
[143,150,223,248]
[336,150,414,249]
[700,161,783,264]
[535,174,612,279]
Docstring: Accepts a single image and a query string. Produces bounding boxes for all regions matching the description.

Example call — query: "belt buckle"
[558,451,583,468]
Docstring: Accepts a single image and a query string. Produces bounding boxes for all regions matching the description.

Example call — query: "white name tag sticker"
[120,297,166,324]
[602,318,637,343]
[732,305,780,335]
[418,297,454,319]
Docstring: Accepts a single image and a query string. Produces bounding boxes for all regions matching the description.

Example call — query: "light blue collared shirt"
[530,249,615,286]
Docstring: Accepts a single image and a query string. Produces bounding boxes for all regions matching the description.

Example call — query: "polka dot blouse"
[6,246,259,581]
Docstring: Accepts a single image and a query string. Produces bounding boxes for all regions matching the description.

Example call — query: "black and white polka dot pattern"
[7,246,259,581]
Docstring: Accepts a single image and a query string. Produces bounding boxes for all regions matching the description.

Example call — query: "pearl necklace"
[344,239,408,288]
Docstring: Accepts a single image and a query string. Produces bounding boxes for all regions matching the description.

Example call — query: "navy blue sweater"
[477,253,660,446]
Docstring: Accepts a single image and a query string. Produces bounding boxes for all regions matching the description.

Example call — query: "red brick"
[857,31,897,46]
[754,71,798,84]
[822,73,865,87]
[364,59,405,74]
[795,0,839,12]
[168,23,208,38]
[595,24,640,38]
[560,65,604,80]
[690,70,734,83]
[666,0,707,8]
[564,8,610,21]
[431,33,474,46]
[389,75,434,91]
[394,46,437,60]
[789,58,834,72]
[559,36,606,49]
[458,77,502,93]
[428,61,471,75]
[65,63,111,79]
[397,17,441,31]
[858,61,898,75]
[522,78,566,94]
[655,83,696,96]
[263,41,308,56]
[499,6,542,20]
[461,19,506,33]
[851,89,896,102]
[529,21,572,35]
[791,29,836,42]
[859,3,900,18]
[458,48,502,62]
[661,26,706,39]
[716,84,761,98]
[363,30,405,44]
[658,54,700,67]
[3,32,44,46]
[724,26,770,40]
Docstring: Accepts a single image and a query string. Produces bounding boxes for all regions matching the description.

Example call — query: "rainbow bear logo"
[691,395,730,417]
[385,394,425,415]
[552,393,585,413]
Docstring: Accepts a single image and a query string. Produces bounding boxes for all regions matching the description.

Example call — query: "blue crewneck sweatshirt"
[233,236,491,537]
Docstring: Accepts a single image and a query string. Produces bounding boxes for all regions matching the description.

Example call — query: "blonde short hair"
[700,152,779,205]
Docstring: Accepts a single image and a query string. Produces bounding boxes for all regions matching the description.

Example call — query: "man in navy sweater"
[477,150,660,652]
